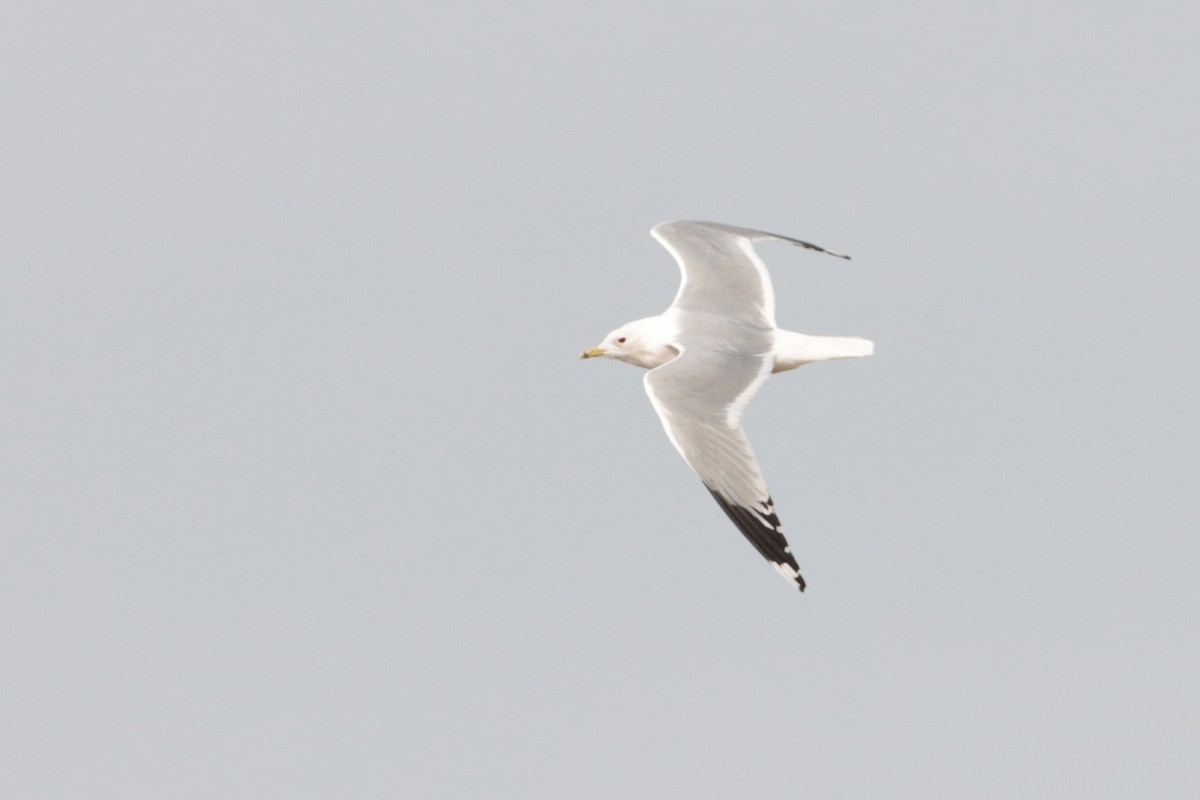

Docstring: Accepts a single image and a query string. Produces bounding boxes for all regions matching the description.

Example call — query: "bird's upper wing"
[643,345,805,590]
[650,220,849,328]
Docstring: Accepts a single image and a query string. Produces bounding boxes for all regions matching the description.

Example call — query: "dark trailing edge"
[706,487,807,591]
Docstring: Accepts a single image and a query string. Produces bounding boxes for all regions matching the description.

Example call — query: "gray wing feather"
[650,220,849,328]
[644,347,805,589]
[643,348,771,512]
[651,221,778,326]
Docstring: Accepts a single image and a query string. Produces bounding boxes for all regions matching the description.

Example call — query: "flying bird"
[581,221,872,590]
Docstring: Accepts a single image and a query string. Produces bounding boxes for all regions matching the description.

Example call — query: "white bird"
[581,221,872,591]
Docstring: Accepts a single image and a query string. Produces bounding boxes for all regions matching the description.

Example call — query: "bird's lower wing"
[643,351,806,590]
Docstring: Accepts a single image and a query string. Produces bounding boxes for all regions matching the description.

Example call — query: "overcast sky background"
[3,2,1198,797]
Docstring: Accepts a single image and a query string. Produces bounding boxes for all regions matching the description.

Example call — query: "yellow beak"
[580,347,607,359]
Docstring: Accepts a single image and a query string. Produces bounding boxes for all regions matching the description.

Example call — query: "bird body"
[582,221,872,590]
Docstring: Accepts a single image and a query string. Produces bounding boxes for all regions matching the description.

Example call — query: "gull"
[581,221,872,591]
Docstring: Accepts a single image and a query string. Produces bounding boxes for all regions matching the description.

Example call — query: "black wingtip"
[705,487,807,591]
[780,234,851,261]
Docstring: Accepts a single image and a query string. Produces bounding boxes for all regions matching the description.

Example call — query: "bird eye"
[617,337,627,344]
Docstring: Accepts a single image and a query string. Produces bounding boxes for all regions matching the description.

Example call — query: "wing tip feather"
[705,486,807,592]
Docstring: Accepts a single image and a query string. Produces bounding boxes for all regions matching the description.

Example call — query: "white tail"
[772,330,874,373]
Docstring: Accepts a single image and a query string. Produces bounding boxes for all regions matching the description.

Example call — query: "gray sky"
[3,1,1198,797]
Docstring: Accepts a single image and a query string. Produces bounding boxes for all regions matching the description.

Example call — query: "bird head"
[580,317,679,369]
